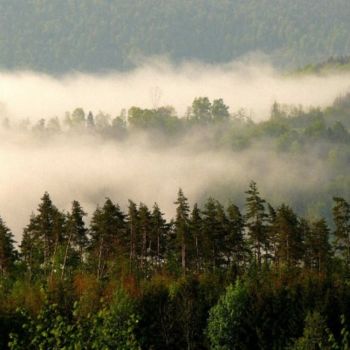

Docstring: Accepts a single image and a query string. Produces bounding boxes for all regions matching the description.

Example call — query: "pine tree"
[90,198,127,279]
[20,214,41,279]
[189,204,202,271]
[333,197,350,266]
[214,200,230,269]
[61,201,88,279]
[273,204,303,268]
[244,181,268,268]
[0,217,17,276]
[150,203,168,267]
[174,189,190,272]
[127,200,139,271]
[227,203,247,269]
[138,203,152,270]
[309,219,331,273]
[201,198,225,271]
[22,193,65,277]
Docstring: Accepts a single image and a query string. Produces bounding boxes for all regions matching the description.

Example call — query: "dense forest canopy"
[1,0,350,73]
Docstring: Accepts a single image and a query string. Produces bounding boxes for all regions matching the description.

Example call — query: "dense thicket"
[0,184,349,349]
[1,0,350,72]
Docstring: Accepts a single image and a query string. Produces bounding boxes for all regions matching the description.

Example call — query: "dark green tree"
[174,189,190,272]
[245,181,268,268]
[61,200,88,279]
[190,97,212,123]
[273,204,304,267]
[0,217,17,277]
[211,98,230,122]
[332,197,350,266]
[90,198,127,279]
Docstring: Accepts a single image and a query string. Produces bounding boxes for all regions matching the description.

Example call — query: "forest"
[1,0,350,72]
[1,1,350,349]
[0,94,349,349]
[0,182,349,349]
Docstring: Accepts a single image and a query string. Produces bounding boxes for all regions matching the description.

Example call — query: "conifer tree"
[333,197,350,266]
[150,203,168,267]
[273,204,303,267]
[127,200,139,271]
[61,201,88,278]
[227,203,247,268]
[189,204,202,271]
[138,203,152,270]
[174,189,190,271]
[90,198,126,279]
[201,198,225,271]
[308,219,331,273]
[244,181,268,268]
[0,217,17,276]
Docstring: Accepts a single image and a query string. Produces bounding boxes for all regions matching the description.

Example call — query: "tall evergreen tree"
[0,217,17,276]
[308,219,331,273]
[61,201,88,279]
[150,203,168,267]
[189,204,202,271]
[90,198,126,279]
[174,189,190,271]
[227,203,247,269]
[273,205,303,267]
[244,181,268,268]
[333,197,350,266]
[21,193,65,277]
[138,203,152,270]
[127,200,139,271]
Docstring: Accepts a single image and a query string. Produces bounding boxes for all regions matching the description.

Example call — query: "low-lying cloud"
[0,129,337,241]
[0,59,349,122]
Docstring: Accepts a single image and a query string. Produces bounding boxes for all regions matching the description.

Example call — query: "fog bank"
[0,60,350,122]
[0,130,334,241]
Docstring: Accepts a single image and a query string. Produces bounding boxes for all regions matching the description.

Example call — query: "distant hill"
[295,56,350,75]
[1,0,350,73]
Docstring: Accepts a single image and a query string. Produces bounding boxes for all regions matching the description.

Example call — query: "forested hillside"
[1,0,350,73]
[0,185,350,349]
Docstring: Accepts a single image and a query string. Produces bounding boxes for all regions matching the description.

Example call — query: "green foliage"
[207,280,250,350]
[288,311,331,350]
[9,289,140,350]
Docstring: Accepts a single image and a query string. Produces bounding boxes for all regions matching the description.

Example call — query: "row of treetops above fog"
[0,182,349,280]
[1,95,350,142]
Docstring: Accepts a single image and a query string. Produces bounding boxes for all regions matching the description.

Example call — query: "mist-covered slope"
[1,0,350,73]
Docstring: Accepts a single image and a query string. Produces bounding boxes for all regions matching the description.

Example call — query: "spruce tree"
[174,189,190,272]
[333,197,350,266]
[244,181,268,268]
[189,204,202,271]
[273,204,303,268]
[0,217,17,276]
[150,203,168,267]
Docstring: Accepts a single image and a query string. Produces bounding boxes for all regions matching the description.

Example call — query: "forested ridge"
[1,0,350,72]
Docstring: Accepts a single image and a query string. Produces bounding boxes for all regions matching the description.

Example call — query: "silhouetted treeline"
[0,183,350,349]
